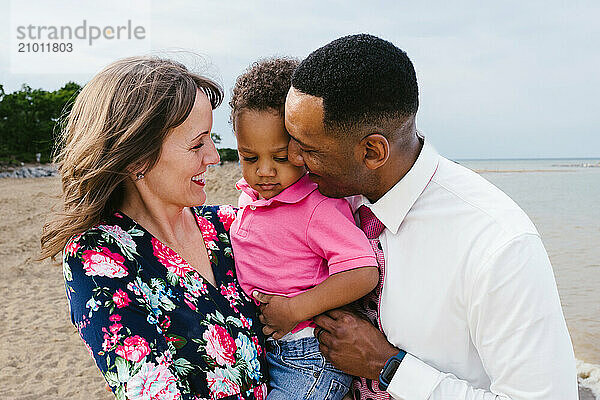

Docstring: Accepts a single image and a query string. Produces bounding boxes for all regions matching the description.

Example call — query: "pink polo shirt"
[231,174,377,331]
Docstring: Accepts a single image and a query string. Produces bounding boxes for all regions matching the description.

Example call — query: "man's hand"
[253,291,301,340]
[313,308,399,380]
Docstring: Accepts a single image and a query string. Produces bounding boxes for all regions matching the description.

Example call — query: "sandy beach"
[0,163,596,399]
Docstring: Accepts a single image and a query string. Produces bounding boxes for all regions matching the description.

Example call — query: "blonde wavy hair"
[40,56,223,260]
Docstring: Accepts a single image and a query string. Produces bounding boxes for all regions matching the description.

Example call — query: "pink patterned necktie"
[352,205,391,400]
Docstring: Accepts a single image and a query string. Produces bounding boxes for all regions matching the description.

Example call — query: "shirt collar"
[235,174,317,207]
[347,135,440,234]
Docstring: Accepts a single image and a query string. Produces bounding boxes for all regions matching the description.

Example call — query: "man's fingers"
[258,313,267,325]
[313,312,338,332]
[316,329,333,348]
[272,331,284,340]
[318,340,331,360]
[253,290,272,304]
[324,308,350,320]
[314,327,324,339]
[262,325,275,337]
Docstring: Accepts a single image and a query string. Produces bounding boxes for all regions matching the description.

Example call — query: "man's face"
[284,87,363,198]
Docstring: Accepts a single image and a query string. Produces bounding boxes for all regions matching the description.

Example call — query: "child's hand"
[253,291,301,340]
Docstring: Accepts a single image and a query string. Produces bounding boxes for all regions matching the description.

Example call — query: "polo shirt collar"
[235,174,317,206]
[348,136,440,234]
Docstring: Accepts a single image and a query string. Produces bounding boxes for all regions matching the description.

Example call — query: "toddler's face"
[236,110,306,199]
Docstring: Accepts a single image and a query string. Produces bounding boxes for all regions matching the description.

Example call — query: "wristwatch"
[378,349,407,391]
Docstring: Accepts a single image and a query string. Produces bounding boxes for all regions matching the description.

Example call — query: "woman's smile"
[191,172,206,186]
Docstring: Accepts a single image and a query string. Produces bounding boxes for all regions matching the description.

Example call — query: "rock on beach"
[0,165,58,179]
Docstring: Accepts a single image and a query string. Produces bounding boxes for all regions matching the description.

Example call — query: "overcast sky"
[1,0,599,159]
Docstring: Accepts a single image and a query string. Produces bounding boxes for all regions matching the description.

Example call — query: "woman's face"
[140,89,220,209]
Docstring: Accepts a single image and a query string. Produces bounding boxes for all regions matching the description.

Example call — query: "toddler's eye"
[243,156,258,162]
[274,156,288,162]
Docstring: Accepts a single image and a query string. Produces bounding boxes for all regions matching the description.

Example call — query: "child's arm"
[253,265,378,340]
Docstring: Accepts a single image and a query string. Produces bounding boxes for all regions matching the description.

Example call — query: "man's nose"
[288,139,305,167]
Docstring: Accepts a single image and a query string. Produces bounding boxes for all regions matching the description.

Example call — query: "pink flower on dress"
[207,367,240,399]
[217,205,236,231]
[195,215,218,243]
[64,237,81,257]
[253,384,267,400]
[102,335,117,352]
[184,299,197,311]
[238,314,251,330]
[152,238,194,277]
[112,289,131,308]
[102,316,123,351]
[115,335,151,363]
[219,282,241,309]
[109,322,123,335]
[251,336,262,356]
[184,292,197,311]
[156,350,173,367]
[126,362,181,400]
[160,316,171,331]
[203,324,237,366]
[102,326,121,352]
[82,247,128,278]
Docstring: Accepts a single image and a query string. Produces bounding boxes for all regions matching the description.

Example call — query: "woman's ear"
[126,162,148,182]
[360,133,389,170]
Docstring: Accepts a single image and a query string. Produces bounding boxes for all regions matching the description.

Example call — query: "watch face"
[382,359,402,382]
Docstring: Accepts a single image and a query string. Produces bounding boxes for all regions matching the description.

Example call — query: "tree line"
[0,82,80,163]
[0,83,238,165]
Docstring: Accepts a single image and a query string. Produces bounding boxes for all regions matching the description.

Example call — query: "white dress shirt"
[347,138,577,400]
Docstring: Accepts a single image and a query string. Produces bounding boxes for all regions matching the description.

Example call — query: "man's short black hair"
[292,34,418,130]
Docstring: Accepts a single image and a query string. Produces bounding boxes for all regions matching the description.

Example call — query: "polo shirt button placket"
[250,205,256,210]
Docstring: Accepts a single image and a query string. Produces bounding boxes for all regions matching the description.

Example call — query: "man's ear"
[360,134,389,170]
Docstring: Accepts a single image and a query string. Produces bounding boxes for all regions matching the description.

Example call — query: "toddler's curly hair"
[229,57,299,127]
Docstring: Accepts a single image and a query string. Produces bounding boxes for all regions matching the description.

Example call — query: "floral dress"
[63,205,268,400]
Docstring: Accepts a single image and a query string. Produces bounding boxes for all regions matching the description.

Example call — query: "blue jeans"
[266,336,352,400]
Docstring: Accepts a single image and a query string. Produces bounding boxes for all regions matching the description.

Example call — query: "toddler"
[229,57,379,400]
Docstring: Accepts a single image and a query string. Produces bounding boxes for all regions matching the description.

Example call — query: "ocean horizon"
[460,157,600,397]
[457,157,600,161]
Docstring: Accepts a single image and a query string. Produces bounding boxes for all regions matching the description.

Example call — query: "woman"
[40,56,268,400]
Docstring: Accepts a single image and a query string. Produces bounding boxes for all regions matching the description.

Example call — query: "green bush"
[0,82,241,166]
[0,82,81,163]
[218,148,239,162]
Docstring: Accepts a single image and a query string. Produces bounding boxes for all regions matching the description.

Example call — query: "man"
[283,34,577,399]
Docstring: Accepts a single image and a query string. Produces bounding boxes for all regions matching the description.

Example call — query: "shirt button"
[313,371,320,378]
[249,205,256,210]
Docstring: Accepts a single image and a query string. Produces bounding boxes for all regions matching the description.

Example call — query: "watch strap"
[378,349,407,391]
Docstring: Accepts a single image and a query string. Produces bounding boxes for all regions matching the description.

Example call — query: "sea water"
[459,158,600,396]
